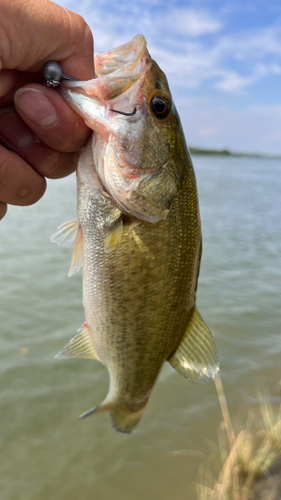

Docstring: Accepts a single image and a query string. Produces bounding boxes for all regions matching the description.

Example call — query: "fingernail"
[15,88,58,128]
[0,108,34,149]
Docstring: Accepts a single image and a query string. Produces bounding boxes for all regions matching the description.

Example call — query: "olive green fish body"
[52,35,219,433]
[78,134,200,414]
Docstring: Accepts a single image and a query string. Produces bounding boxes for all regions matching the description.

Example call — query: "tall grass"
[197,376,281,500]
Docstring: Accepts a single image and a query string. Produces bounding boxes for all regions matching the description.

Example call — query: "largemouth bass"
[51,35,219,433]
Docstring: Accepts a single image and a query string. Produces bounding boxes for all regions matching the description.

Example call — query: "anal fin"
[168,306,219,384]
[55,322,100,361]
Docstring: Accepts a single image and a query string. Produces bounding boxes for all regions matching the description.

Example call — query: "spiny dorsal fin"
[104,218,123,253]
[69,225,83,277]
[168,306,219,384]
[55,322,100,361]
[50,219,78,248]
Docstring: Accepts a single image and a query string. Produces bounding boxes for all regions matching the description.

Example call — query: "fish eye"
[150,95,171,120]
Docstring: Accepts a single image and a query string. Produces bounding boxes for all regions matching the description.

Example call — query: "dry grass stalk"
[197,375,281,500]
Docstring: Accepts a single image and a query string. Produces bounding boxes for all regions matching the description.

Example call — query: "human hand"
[0,0,94,220]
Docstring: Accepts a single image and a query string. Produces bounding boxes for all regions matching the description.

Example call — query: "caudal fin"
[110,406,146,434]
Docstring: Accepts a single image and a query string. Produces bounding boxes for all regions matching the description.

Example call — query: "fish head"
[61,35,187,222]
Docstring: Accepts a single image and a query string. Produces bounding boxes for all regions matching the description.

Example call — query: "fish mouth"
[61,36,173,224]
[62,35,150,100]
[94,34,148,77]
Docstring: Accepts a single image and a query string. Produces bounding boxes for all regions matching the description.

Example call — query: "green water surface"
[1,156,280,500]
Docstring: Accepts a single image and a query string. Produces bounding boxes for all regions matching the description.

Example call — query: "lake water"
[1,155,281,500]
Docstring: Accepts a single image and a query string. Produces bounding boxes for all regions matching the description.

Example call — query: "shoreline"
[189,147,281,159]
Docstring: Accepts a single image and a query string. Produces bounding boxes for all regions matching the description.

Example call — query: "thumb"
[0,0,94,80]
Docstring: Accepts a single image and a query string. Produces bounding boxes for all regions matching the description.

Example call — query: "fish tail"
[110,406,146,434]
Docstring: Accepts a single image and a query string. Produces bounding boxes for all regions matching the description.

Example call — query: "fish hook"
[109,107,137,117]
[42,62,138,117]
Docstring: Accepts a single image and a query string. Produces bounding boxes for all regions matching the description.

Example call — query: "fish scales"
[79,148,200,401]
[52,34,219,433]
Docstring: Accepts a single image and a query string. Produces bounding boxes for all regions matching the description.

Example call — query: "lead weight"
[43,61,63,87]
[43,61,81,87]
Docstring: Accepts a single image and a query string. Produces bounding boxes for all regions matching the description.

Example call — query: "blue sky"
[55,0,281,154]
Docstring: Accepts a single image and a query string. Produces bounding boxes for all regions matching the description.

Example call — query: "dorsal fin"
[55,322,100,361]
[168,306,219,384]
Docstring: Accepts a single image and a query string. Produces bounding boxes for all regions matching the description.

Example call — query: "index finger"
[0,0,95,80]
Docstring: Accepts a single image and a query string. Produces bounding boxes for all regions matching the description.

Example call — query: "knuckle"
[68,124,91,152]
[70,13,94,57]
[74,13,88,30]
[21,177,46,206]
[0,152,10,188]
[67,11,93,47]
[56,130,77,153]
[40,151,78,179]
[0,148,46,206]
[76,14,92,39]
[0,8,14,65]
[82,23,94,52]
[38,151,62,178]
[54,121,91,153]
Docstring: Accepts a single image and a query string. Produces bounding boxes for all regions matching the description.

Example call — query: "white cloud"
[162,8,222,37]
[215,72,252,93]
[152,26,281,94]
[54,0,281,95]
[213,26,281,61]
[215,62,281,94]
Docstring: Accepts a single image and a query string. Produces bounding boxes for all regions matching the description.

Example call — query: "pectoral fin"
[50,219,78,247]
[69,225,84,277]
[55,322,100,361]
[104,218,123,253]
[168,307,219,384]
[50,219,83,277]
